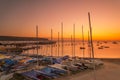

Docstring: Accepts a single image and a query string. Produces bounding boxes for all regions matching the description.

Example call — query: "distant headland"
[0,36,48,41]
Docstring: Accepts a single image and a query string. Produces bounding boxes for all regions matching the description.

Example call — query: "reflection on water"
[22,41,120,58]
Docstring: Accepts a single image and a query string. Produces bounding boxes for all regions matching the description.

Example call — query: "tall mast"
[88,12,94,59]
[88,12,96,80]
[73,24,75,57]
[36,25,39,68]
[71,35,73,57]
[88,31,91,58]
[51,29,53,56]
[61,22,63,56]
[58,32,59,57]
[82,25,85,58]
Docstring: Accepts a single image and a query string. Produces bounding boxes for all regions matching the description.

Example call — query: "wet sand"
[54,59,120,80]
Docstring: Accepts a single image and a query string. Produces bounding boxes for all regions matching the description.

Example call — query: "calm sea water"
[23,41,120,58]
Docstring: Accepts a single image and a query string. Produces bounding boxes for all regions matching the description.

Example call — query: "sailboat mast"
[36,25,39,67]
[82,25,85,58]
[51,29,53,56]
[88,12,96,80]
[61,22,63,56]
[88,31,91,58]
[58,32,59,57]
[73,24,75,57]
[88,12,94,59]
[71,35,73,57]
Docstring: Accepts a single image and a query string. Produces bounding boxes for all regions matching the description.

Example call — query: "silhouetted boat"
[104,46,110,48]
[80,47,85,49]
[112,41,118,44]
[98,46,103,49]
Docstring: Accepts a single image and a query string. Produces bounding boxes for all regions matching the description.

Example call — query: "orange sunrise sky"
[0,0,120,40]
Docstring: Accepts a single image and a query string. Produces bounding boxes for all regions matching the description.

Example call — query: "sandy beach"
[54,59,120,80]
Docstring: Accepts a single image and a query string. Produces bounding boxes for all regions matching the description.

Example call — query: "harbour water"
[22,41,120,58]
[0,41,120,79]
